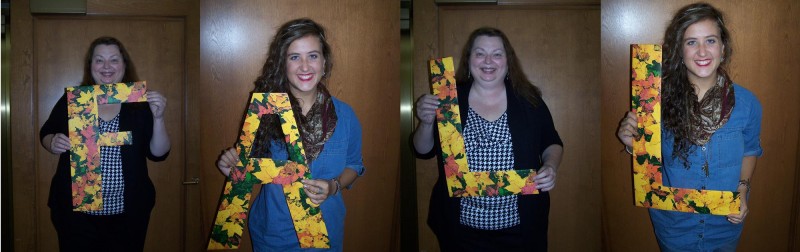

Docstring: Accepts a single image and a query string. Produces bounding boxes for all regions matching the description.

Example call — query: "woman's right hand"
[412,94,440,154]
[217,147,238,177]
[43,133,70,155]
[415,94,439,126]
[616,111,638,148]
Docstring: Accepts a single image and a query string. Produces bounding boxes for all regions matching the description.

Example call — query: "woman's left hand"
[534,165,557,192]
[302,179,334,205]
[726,194,749,224]
[147,91,167,119]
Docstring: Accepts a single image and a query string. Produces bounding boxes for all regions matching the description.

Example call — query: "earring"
[468,71,471,80]
[505,72,510,81]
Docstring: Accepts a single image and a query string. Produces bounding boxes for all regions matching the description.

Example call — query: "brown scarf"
[689,75,735,146]
[298,86,337,164]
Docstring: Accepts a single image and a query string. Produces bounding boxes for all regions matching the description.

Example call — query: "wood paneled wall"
[197,1,399,251]
[412,2,601,251]
[600,0,800,251]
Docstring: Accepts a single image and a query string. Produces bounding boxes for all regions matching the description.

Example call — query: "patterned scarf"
[689,75,735,146]
[298,86,337,163]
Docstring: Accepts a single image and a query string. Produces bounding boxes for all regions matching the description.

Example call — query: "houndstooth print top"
[86,114,125,215]
[459,107,519,230]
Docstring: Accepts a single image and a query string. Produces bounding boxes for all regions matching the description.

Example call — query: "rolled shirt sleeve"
[742,89,763,157]
[344,103,365,189]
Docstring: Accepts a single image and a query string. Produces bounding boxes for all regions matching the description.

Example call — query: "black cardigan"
[40,94,168,214]
[415,81,563,243]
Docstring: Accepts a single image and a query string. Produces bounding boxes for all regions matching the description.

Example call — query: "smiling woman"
[285,35,326,112]
[38,36,171,251]
[215,18,365,251]
[81,37,139,86]
[469,36,508,89]
[616,3,763,251]
[412,27,563,251]
[681,19,724,98]
[90,44,126,85]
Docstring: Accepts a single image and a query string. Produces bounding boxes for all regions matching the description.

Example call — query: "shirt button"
[700,220,704,223]
[701,186,706,189]
[699,234,703,238]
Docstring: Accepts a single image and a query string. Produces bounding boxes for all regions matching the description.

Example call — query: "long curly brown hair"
[251,18,333,157]
[455,27,541,107]
[81,36,140,85]
[662,3,732,165]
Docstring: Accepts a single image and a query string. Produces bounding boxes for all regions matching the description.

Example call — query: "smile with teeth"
[297,73,315,81]
[480,67,496,74]
[694,59,712,66]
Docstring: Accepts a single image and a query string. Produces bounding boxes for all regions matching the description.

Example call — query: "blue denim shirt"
[249,97,365,251]
[650,84,763,252]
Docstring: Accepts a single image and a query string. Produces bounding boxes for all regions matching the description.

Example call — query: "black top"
[414,81,562,250]
[40,94,169,214]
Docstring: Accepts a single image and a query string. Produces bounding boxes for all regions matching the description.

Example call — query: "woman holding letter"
[40,36,171,251]
[216,18,365,251]
[616,3,762,251]
[412,27,563,251]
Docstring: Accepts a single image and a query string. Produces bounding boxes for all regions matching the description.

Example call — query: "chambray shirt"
[249,97,365,252]
[650,84,763,252]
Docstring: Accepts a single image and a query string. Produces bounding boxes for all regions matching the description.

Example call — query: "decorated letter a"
[208,93,329,249]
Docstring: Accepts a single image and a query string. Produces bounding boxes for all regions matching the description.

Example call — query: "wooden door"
[32,16,186,251]
[412,2,601,251]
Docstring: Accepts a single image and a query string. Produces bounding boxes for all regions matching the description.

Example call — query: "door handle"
[182,177,200,185]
